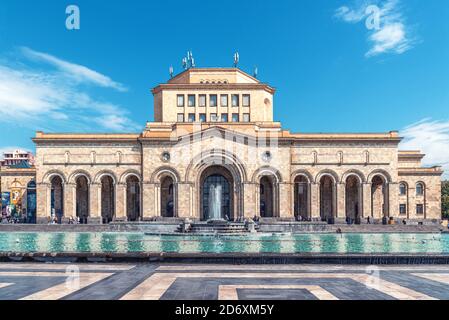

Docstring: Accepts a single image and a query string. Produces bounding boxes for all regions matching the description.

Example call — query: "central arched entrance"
[200,166,234,221]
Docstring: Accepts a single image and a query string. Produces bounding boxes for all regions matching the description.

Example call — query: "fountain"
[208,184,224,222]
[177,181,252,234]
[180,181,250,234]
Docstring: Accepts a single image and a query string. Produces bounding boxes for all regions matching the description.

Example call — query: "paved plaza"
[1,263,449,300]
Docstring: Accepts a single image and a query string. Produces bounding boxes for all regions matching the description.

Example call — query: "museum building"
[5,67,442,224]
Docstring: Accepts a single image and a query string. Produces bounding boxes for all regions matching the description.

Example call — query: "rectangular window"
[416,183,424,196]
[199,113,206,122]
[399,184,407,195]
[221,114,228,122]
[220,95,228,107]
[199,95,206,107]
[416,204,424,215]
[188,95,196,107]
[242,94,250,107]
[210,113,218,122]
[243,113,250,122]
[232,113,239,122]
[177,95,185,107]
[399,204,407,215]
[188,113,195,122]
[177,113,185,122]
[210,95,218,107]
[232,94,239,107]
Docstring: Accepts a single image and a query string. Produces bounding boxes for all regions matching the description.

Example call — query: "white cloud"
[335,0,416,57]
[0,48,140,133]
[334,3,368,23]
[21,47,127,92]
[0,65,68,119]
[366,22,410,56]
[94,114,135,132]
[400,119,449,179]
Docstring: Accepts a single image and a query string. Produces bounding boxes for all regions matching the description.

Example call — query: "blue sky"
[0,0,448,175]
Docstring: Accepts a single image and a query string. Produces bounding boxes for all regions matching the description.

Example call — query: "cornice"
[151,83,276,95]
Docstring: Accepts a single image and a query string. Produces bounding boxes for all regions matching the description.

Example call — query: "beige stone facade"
[19,68,443,223]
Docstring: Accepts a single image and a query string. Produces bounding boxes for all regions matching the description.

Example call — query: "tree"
[443,181,449,219]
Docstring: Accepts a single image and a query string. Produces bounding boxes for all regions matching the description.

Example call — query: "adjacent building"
[0,149,35,167]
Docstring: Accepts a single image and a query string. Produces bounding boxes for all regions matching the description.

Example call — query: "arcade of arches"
[39,166,434,224]
[46,173,143,224]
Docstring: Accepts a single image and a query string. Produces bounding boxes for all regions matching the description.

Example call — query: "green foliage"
[443,181,449,219]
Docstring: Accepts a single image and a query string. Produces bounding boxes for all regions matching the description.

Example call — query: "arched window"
[416,183,424,196]
[27,181,36,189]
[399,183,407,196]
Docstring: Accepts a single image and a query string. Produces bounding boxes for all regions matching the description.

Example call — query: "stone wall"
[156,89,273,123]
[31,130,443,223]
[34,141,142,222]
[397,174,441,220]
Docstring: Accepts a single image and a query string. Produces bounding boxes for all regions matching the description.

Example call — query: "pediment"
[176,126,257,143]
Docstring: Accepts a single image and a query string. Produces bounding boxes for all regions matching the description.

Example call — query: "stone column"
[115,183,127,221]
[89,183,101,223]
[307,183,312,220]
[154,183,161,218]
[255,183,261,217]
[189,183,195,219]
[332,183,337,219]
[36,183,50,224]
[388,182,397,218]
[64,183,76,222]
[279,183,293,219]
[291,183,296,219]
[177,183,192,219]
[337,183,346,220]
[141,182,156,220]
[363,183,372,218]
[311,182,320,220]
[233,183,240,221]
[358,184,364,218]
[243,182,256,219]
